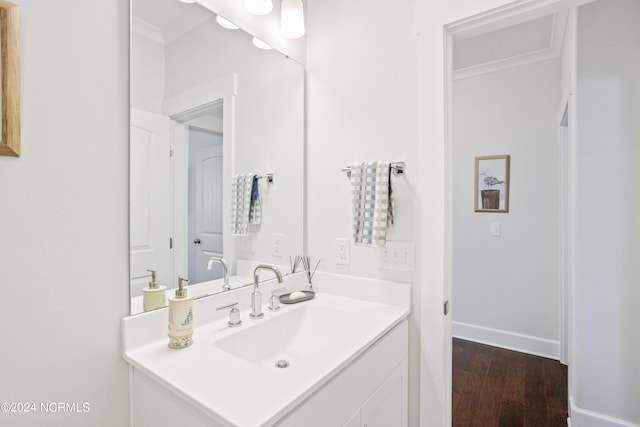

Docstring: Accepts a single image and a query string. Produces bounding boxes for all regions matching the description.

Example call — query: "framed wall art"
[0,1,20,157]
[474,154,510,213]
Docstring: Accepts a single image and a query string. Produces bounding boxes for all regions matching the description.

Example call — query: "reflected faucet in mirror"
[250,265,283,320]
[208,257,230,291]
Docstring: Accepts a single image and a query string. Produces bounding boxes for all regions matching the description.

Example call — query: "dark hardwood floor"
[452,338,568,427]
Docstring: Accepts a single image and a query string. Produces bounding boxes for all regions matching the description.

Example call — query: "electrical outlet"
[336,238,350,265]
[378,241,415,271]
[272,233,283,257]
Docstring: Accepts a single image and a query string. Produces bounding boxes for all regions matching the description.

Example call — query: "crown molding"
[132,17,164,45]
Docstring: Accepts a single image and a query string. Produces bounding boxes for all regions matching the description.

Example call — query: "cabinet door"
[360,360,407,427]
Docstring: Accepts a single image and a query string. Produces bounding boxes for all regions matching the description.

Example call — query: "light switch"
[490,222,501,237]
[272,233,283,257]
[378,241,416,271]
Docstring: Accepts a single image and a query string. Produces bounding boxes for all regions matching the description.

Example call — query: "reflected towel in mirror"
[249,175,262,225]
[231,174,254,236]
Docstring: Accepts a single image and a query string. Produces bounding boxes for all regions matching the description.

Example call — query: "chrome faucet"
[250,264,283,319]
[207,257,230,291]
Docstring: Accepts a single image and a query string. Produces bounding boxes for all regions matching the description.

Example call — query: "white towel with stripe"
[351,161,395,247]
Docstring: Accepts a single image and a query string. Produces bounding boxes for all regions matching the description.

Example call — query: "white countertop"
[123,272,410,427]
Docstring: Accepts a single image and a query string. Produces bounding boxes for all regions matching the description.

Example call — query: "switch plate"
[378,241,415,271]
[272,233,283,257]
[336,238,350,265]
[490,222,502,237]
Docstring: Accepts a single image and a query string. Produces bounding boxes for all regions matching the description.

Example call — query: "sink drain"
[275,359,290,369]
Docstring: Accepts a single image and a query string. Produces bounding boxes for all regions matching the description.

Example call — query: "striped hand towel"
[231,173,254,236]
[351,161,395,247]
[249,175,262,225]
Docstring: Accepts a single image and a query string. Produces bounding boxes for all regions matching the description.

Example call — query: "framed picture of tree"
[474,155,510,213]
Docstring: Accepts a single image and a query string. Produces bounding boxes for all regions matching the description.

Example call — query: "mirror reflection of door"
[188,127,223,283]
[129,109,172,297]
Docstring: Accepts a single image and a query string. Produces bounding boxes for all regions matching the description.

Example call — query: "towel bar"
[341,162,405,178]
[257,173,274,183]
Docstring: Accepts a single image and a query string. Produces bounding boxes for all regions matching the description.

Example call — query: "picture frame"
[474,154,510,213]
[0,1,20,157]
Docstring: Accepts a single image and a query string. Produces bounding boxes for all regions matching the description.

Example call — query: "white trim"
[570,397,640,427]
[163,74,237,280]
[131,17,164,45]
[453,48,559,80]
[163,74,237,118]
[558,99,570,365]
[452,321,560,359]
[453,8,569,80]
[442,26,455,427]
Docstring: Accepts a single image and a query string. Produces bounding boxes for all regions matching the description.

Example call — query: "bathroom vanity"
[122,273,410,426]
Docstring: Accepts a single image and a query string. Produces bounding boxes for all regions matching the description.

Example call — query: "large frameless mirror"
[130,0,304,314]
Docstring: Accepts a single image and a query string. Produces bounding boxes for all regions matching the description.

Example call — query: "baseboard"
[452,321,560,359]
[569,397,640,427]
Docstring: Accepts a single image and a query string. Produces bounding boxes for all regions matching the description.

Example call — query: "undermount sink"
[215,304,360,368]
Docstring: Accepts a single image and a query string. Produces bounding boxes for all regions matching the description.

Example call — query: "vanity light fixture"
[280,0,305,39]
[244,0,273,15]
[216,15,239,30]
[252,37,273,50]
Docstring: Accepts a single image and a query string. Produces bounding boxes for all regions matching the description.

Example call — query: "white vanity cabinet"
[341,360,407,427]
[129,319,408,427]
[271,319,408,427]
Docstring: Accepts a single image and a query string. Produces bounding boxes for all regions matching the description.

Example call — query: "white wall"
[452,59,562,358]
[0,1,130,426]
[572,0,640,424]
[305,0,421,424]
[164,17,305,271]
[131,21,165,114]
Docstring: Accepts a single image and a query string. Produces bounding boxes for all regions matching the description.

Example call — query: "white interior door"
[130,109,172,295]
[188,128,224,283]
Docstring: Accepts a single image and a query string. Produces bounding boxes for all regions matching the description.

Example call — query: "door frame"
[163,74,237,283]
[442,1,591,424]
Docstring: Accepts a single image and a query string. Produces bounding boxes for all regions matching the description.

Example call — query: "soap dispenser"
[168,277,193,349]
[142,269,166,312]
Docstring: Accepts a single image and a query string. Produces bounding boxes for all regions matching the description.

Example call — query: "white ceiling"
[453,11,568,78]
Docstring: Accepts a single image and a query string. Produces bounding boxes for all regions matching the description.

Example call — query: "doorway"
[187,127,224,283]
[170,98,229,287]
[445,2,575,425]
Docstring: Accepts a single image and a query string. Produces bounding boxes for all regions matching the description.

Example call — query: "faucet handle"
[217,302,242,327]
[269,287,287,311]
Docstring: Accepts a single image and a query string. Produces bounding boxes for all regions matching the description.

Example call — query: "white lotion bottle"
[142,269,166,312]
[168,277,193,349]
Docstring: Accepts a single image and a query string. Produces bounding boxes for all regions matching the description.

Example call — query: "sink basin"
[124,292,409,427]
[215,304,360,368]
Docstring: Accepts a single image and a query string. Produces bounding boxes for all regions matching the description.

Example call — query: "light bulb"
[216,15,239,30]
[244,0,273,15]
[281,0,305,39]
[252,37,273,50]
